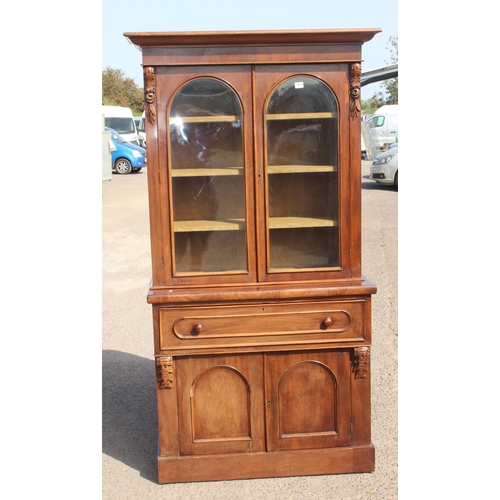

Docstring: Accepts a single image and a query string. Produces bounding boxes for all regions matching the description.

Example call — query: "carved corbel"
[349,63,362,120]
[144,66,157,125]
[353,347,369,379]
[156,356,174,389]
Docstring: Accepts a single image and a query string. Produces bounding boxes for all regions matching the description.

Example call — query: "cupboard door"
[176,354,265,455]
[169,76,250,276]
[254,65,352,282]
[153,66,256,285]
[265,350,352,451]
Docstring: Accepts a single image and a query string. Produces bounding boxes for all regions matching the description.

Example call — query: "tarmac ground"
[102,160,398,499]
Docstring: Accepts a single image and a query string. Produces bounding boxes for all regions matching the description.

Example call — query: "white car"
[369,144,398,186]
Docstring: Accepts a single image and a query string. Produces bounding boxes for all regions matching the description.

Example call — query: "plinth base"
[158,444,375,484]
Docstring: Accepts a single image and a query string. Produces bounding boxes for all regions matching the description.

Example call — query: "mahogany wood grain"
[127,29,379,484]
[158,445,375,483]
[265,350,352,451]
[124,29,382,47]
[175,354,266,455]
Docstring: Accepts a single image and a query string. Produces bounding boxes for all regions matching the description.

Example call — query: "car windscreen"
[368,115,385,128]
[138,117,146,133]
[104,117,135,134]
[109,130,127,144]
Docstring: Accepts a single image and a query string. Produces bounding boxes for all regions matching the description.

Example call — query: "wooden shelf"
[268,165,338,174]
[172,166,336,177]
[172,167,243,177]
[266,112,334,121]
[174,217,338,233]
[174,216,337,233]
[174,219,245,232]
[171,112,336,124]
[170,115,239,124]
[270,217,337,229]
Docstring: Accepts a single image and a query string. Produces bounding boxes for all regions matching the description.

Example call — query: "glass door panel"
[169,78,247,274]
[265,76,339,271]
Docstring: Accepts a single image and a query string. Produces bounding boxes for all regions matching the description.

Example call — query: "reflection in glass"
[169,79,247,273]
[266,76,339,270]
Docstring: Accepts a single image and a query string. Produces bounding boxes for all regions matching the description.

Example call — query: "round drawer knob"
[192,323,203,335]
[323,317,333,328]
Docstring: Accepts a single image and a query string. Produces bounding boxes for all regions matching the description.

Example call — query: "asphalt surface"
[102,160,398,499]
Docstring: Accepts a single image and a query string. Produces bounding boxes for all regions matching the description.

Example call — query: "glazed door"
[264,350,352,451]
[254,65,353,282]
[176,354,266,455]
[156,66,256,285]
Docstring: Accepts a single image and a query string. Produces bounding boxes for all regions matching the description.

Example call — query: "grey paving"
[102,160,398,499]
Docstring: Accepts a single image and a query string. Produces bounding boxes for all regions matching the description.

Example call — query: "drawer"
[158,299,369,351]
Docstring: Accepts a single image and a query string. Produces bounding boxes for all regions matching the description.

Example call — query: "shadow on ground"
[102,350,158,483]
[362,175,398,191]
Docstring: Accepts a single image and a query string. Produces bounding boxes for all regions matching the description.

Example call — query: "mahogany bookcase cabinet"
[124,29,380,484]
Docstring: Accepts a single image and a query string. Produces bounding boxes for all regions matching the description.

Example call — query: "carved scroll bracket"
[156,356,174,389]
[144,66,157,125]
[349,63,362,120]
[353,347,369,379]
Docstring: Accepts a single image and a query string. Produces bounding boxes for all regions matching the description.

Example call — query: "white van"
[363,104,398,150]
[137,111,146,148]
[102,105,140,145]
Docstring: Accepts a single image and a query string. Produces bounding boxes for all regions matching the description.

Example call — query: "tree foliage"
[382,36,398,104]
[102,67,144,115]
[362,35,398,113]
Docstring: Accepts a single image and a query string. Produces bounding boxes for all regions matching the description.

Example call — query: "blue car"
[106,127,147,174]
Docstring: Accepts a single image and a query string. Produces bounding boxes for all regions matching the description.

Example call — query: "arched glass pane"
[265,76,339,270]
[169,79,246,274]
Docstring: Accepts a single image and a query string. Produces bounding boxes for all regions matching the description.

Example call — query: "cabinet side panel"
[351,347,372,445]
[156,357,180,457]
[349,63,363,278]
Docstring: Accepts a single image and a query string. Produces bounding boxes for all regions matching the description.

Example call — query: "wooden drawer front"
[159,300,368,350]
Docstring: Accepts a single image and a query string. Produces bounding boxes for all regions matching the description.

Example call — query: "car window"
[104,117,136,134]
[369,116,385,128]
[138,117,146,133]
[110,131,127,144]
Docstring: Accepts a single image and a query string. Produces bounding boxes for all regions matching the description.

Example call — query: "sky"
[102,0,398,101]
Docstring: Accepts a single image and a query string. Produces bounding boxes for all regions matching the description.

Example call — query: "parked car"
[369,143,398,186]
[137,111,146,148]
[102,105,140,145]
[106,127,147,174]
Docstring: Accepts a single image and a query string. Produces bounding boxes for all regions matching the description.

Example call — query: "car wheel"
[133,168,142,173]
[115,158,132,174]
